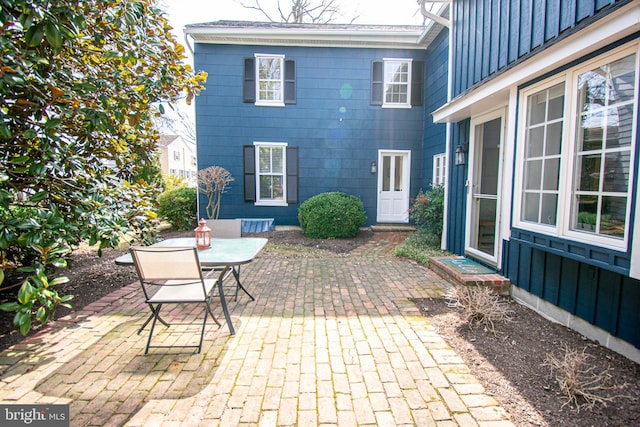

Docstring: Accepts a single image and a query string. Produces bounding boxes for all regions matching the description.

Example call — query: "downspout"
[439,1,454,250]
[420,0,451,28]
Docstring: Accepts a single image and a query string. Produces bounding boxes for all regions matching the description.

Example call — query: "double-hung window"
[256,142,287,205]
[383,59,412,107]
[371,59,423,108]
[255,54,284,106]
[515,44,638,251]
[433,153,447,185]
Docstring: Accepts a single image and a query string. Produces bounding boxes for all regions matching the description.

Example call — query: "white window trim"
[382,58,412,109]
[432,153,447,185]
[255,54,285,107]
[513,43,639,252]
[254,141,288,207]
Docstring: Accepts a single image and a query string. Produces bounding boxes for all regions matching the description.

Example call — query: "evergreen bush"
[157,187,197,231]
[409,184,445,244]
[298,192,366,238]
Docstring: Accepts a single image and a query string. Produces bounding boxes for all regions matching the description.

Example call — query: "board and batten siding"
[451,0,631,97]
[194,43,428,225]
[422,27,450,187]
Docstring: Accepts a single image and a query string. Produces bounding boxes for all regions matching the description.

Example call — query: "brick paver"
[0,232,516,426]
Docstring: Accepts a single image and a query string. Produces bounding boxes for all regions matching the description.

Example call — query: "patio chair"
[130,246,229,354]
[204,219,251,301]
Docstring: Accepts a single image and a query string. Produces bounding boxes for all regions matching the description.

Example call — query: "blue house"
[433,0,640,362]
[186,0,640,362]
[185,19,449,227]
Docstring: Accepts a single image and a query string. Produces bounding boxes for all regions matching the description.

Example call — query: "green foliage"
[164,174,189,192]
[298,192,366,239]
[0,0,206,335]
[409,185,445,242]
[157,187,197,231]
[0,245,73,336]
[394,229,448,266]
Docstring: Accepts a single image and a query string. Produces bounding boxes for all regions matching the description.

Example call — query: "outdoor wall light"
[455,143,468,166]
[370,161,377,174]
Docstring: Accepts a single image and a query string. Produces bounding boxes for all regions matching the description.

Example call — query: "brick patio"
[0,233,515,426]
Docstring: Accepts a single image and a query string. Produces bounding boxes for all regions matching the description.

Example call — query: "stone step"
[429,256,511,296]
[371,224,416,232]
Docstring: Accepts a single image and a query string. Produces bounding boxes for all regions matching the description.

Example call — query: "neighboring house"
[433,0,640,362]
[185,18,450,226]
[157,134,198,185]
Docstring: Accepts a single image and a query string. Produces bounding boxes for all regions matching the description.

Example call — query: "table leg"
[218,268,235,335]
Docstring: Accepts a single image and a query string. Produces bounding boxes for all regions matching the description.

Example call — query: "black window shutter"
[371,61,383,105]
[243,58,255,103]
[243,145,256,202]
[411,61,424,107]
[284,59,296,104]
[286,146,298,204]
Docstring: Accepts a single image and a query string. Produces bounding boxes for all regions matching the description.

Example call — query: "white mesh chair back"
[205,219,242,238]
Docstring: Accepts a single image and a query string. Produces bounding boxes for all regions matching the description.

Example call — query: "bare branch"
[236,0,355,23]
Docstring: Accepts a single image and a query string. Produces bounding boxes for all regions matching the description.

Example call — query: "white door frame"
[465,108,506,266]
[377,149,411,223]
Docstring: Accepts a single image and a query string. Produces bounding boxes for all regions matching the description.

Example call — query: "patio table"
[115,237,268,335]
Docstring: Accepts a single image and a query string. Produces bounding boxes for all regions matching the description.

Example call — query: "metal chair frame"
[130,246,229,354]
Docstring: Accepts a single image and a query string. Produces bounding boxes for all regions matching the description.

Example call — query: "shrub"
[298,192,366,238]
[157,187,197,231]
[445,285,512,334]
[409,184,444,243]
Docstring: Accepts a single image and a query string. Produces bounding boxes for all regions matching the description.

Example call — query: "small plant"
[543,343,630,411]
[445,285,512,334]
[198,166,234,219]
[394,228,448,265]
[298,192,366,239]
[409,185,444,244]
[157,187,197,231]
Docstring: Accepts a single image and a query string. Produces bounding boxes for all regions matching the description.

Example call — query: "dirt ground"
[1,228,639,426]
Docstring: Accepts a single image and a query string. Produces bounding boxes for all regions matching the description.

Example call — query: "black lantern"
[455,144,467,166]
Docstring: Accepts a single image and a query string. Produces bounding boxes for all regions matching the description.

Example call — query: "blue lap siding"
[194,36,447,225]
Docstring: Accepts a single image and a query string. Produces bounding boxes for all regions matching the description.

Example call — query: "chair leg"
[138,303,169,335]
[145,304,163,354]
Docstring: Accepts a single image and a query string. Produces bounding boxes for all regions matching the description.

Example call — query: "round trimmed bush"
[298,192,366,238]
[157,186,197,231]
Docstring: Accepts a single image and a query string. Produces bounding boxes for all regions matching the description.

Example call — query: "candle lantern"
[194,218,211,249]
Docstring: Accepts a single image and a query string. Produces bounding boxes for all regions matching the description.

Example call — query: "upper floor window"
[173,150,181,161]
[514,45,638,251]
[256,54,284,106]
[371,59,423,108]
[243,55,296,106]
[384,59,411,107]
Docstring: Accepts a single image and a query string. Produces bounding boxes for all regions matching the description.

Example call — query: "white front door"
[466,110,505,265]
[377,150,411,223]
